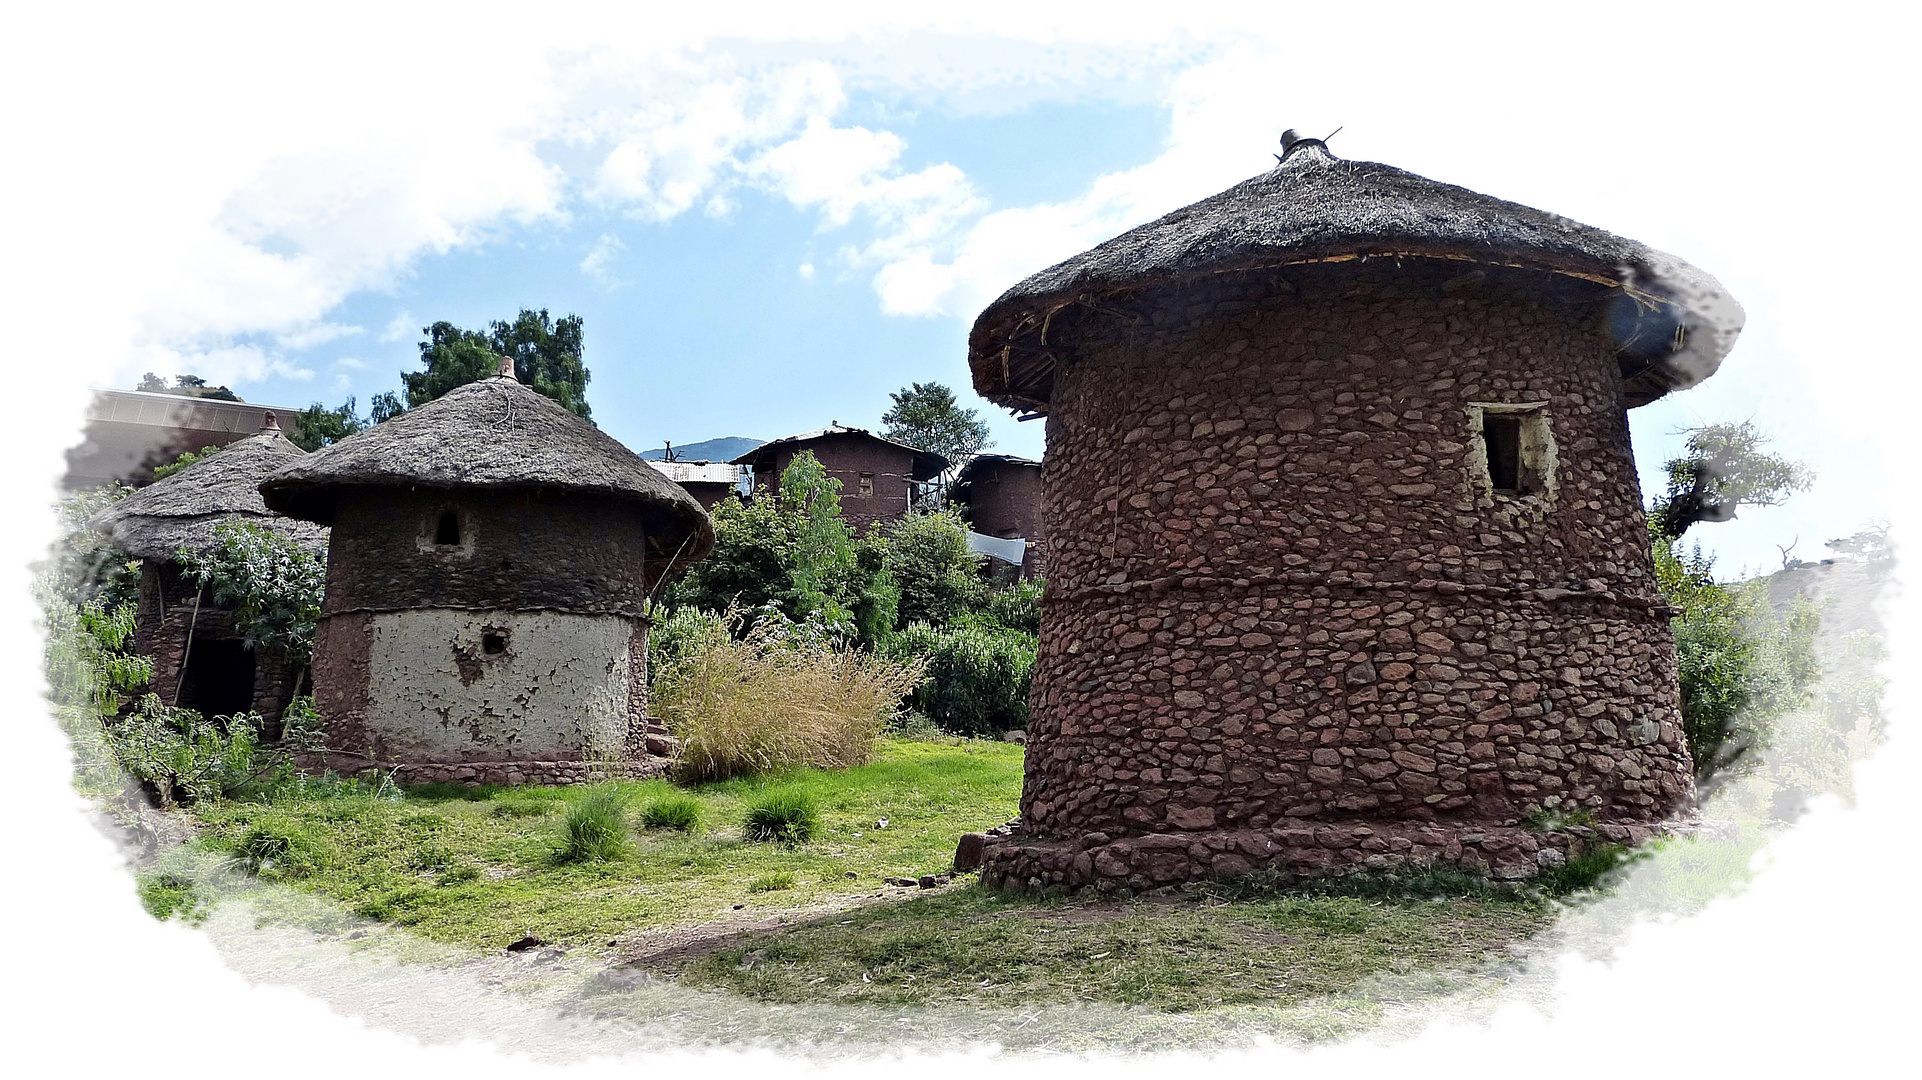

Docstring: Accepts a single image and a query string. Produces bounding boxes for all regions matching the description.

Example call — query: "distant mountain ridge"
[639,436,764,462]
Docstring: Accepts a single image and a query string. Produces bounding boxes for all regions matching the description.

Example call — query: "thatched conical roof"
[969,136,1742,411]
[92,416,328,561]
[259,370,714,566]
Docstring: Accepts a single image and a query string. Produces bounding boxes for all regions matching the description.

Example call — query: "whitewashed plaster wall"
[362,608,636,762]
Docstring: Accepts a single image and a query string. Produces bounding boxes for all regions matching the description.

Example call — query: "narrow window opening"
[858,472,875,497]
[435,510,461,546]
[481,630,507,655]
[1483,415,1523,493]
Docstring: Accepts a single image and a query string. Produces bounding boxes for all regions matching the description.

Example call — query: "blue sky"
[228,97,1172,465]
[40,10,1904,581]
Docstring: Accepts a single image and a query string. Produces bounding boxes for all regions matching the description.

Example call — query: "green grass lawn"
[154,735,1558,1016]
[177,737,1024,951]
[663,887,1547,1012]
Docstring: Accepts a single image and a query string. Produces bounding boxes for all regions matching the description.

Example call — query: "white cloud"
[332,356,368,370]
[277,322,364,350]
[579,232,626,285]
[378,311,418,343]
[797,262,815,280]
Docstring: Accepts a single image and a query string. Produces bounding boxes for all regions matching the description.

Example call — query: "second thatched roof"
[91,416,328,561]
[259,371,714,566]
[969,136,1743,411]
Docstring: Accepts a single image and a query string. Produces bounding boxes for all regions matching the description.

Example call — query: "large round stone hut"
[964,133,1743,890]
[259,361,714,784]
[93,414,326,722]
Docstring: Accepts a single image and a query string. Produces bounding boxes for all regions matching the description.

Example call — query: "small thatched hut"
[963,132,1743,891]
[259,359,714,785]
[93,413,326,721]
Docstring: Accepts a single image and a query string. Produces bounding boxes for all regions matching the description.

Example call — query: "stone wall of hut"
[135,561,303,725]
[994,264,1695,888]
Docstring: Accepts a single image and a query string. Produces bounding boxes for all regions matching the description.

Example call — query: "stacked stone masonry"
[996,264,1696,885]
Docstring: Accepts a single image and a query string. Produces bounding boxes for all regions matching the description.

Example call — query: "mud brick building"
[962,132,1743,891]
[732,424,947,535]
[92,413,327,722]
[260,359,714,785]
[950,453,1047,580]
[646,459,746,510]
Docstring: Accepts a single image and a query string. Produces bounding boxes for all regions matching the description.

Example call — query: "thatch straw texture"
[92,426,327,560]
[969,139,1741,410]
[259,374,713,563]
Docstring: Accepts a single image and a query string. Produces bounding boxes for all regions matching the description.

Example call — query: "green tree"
[290,398,364,451]
[880,382,990,493]
[402,309,591,419]
[666,451,897,646]
[175,520,327,674]
[1651,421,1813,540]
[882,509,985,629]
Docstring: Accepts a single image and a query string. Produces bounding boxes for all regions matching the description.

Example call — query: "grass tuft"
[639,792,704,832]
[743,790,820,845]
[747,871,795,892]
[556,787,633,863]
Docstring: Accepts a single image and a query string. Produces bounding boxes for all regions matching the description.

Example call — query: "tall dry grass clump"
[652,613,926,782]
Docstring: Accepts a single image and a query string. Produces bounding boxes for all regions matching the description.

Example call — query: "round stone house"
[963,133,1743,890]
[260,361,714,785]
[93,413,328,724]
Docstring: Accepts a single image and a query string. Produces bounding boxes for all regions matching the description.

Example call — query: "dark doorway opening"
[1483,415,1523,493]
[177,638,257,718]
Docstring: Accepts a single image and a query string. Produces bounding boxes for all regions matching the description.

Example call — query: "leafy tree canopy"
[882,509,985,630]
[288,392,406,451]
[667,451,897,646]
[1651,421,1813,540]
[880,382,990,492]
[402,309,591,420]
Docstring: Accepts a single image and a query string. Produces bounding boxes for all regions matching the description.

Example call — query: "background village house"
[259,358,714,785]
[67,388,300,490]
[645,458,748,510]
[91,413,327,724]
[961,131,1743,891]
[950,453,1047,580]
[732,423,947,535]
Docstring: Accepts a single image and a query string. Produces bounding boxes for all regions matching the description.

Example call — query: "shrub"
[653,615,926,782]
[887,621,1036,737]
[233,823,317,879]
[982,578,1043,634]
[109,696,266,805]
[747,871,796,892]
[883,510,984,629]
[557,787,633,863]
[743,791,819,845]
[640,792,704,832]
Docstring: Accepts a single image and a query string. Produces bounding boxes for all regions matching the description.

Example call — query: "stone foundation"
[299,752,672,787]
[976,819,1663,894]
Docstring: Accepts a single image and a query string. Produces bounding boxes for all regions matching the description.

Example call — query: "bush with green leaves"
[667,451,897,647]
[175,519,325,673]
[982,577,1043,634]
[557,787,633,863]
[108,695,268,806]
[1655,530,1822,781]
[742,790,819,845]
[882,509,984,629]
[887,620,1036,737]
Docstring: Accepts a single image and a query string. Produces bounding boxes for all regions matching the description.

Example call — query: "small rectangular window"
[858,472,875,497]
[1483,416,1522,492]
[435,510,461,545]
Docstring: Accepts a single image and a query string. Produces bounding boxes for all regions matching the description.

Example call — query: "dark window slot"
[482,631,508,655]
[435,511,461,546]
[1484,415,1522,493]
